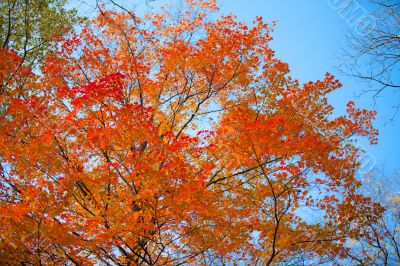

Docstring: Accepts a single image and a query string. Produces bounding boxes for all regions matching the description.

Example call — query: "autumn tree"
[0,0,82,66]
[343,169,400,265]
[0,0,384,264]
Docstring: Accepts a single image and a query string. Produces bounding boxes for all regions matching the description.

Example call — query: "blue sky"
[218,0,399,174]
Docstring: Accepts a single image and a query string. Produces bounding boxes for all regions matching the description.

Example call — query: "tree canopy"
[0,0,82,66]
[0,0,385,264]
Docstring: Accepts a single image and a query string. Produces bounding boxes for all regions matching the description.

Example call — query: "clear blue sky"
[218,0,399,174]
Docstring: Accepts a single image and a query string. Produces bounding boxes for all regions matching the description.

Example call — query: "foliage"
[0,0,82,66]
[0,0,384,264]
[344,170,400,265]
